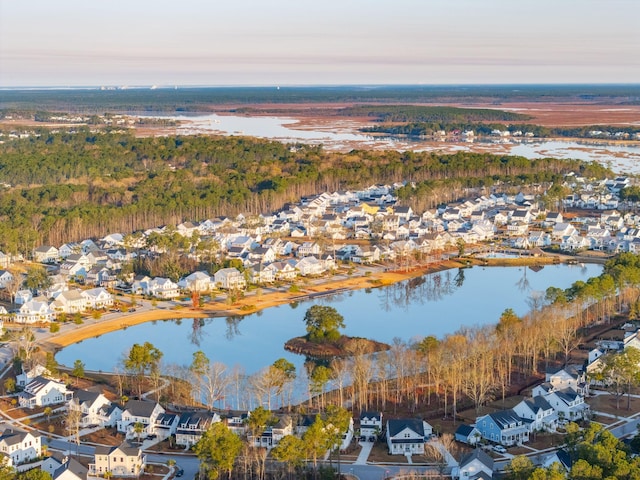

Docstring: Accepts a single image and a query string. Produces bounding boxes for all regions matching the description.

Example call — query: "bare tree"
[4,272,23,304]
[330,358,350,409]
[347,339,374,411]
[66,407,82,454]
[8,326,38,369]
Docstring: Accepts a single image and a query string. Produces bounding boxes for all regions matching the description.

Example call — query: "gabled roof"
[94,442,140,457]
[526,396,553,412]
[25,375,64,394]
[486,409,524,429]
[387,418,425,437]
[123,399,160,418]
[360,411,382,421]
[74,390,103,408]
[53,457,88,480]
[0,429,32,446]
[459,448,494,471]
[455,424,478,437]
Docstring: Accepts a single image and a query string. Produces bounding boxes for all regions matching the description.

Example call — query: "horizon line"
[2,82,640,92]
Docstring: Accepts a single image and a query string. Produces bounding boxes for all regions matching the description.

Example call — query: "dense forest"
[338,105,531,123]
[1,84,640,113]
[0,128,611,253]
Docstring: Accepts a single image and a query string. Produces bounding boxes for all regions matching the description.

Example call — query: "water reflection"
[225,316,242,340]
[190,318,207,346]
[379,269,458,311]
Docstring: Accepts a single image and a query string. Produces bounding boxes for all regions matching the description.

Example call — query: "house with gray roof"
[0,428,42,466]
[454,449,494,479]
[386,418,432,455]
[513,396,558,432]
[475,409,530,446]
[18,375,73,409]
[175,411,221,447]
[117,400,165,439]
[90,443,145,478]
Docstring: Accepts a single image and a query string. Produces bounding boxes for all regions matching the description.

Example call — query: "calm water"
[153,113,640,173]
[57,263,602,377]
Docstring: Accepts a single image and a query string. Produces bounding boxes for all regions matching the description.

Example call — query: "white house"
[82,288,114,309]
[513,396,558,432]
[251,415,294,449]
[454,449,494,480]
[0,428,42,466]
[0,270,15,289]
[133,277,180,299]
[89,443,146,478]
[386,419,432,455]
[68,390,112,427]
[43,455,88,480]
[19,376,73,409]
[178,271,214,292]
[51,290,87,314]
[16,300,55,323]
[213,268,246,290]
[16,364,50,388]
[531,384,589,422]
[359,412,383,437]
[175,411,221,447]
[33,245,59,263]
[117,400,165,439]
[294,256,326,276]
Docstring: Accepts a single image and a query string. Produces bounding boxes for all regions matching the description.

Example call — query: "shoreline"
[41,253,601,356]
[41,260,463,353]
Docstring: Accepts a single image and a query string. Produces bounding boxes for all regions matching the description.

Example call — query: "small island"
[284,305,390,358]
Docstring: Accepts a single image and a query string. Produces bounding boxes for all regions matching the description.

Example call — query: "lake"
[57,263,602,380]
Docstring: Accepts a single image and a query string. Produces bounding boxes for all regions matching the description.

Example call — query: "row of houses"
[14,174,639,303]
[456,366,590,448]
[4,286,114,324]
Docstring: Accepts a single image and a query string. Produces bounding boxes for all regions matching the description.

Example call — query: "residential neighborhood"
[0,173,639,480]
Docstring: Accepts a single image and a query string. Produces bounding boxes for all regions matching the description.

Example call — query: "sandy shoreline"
[41,261,463,352]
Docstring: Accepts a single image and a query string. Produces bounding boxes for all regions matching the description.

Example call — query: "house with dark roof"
[454,449,494,479]
[359,412,383,437]
[68,390,111,427]
[42,454,88,480]
[117,400,165,439]
[454,424,481,445]
[385,419,432,455]
[542,448,573,473]
[513,396,558,432]
[475,409,530,446]
[90,443,145,478]
[175,411,221,447]
[154,413,179,440]
[251,415,293,449]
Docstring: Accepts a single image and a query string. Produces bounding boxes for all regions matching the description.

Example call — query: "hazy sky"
[1,0,638,87]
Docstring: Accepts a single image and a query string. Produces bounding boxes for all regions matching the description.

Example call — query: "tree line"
[364,121,640,139]
[0,129,609,253]
[340,105,531,123]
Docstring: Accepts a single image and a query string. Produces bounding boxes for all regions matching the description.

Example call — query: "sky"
[1,0,638,87]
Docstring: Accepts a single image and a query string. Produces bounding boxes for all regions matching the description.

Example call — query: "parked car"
[493,445,507,454]
[175,468,184,477]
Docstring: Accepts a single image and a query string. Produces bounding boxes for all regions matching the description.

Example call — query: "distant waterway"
[57,263,602,382]
[145,112,640,173]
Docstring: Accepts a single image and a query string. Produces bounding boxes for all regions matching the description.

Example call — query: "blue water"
[57,263,601,377]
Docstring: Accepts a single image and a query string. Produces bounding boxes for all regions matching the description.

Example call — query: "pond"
[57,263,602,384]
